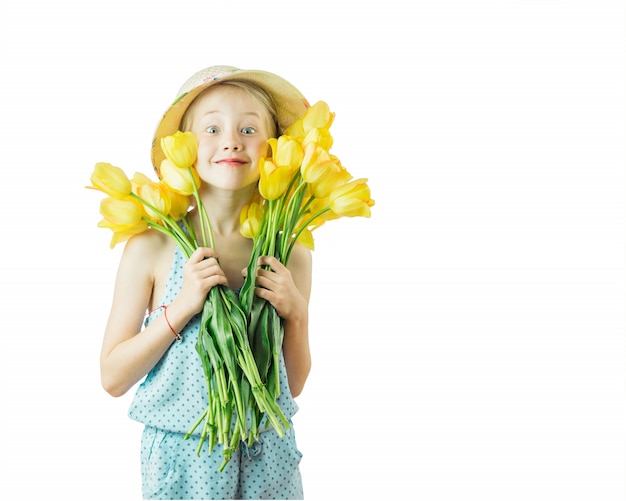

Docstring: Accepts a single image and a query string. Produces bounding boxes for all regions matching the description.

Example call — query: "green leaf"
[253,303,272,383]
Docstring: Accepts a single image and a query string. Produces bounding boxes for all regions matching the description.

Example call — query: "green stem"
[142,218,194,257]
[184,407,208,440]
[189,167,214,248]
[279,179,309,260]
[129,192,195,255]
[285,206,332,262]
[265,199,279,258]
[238,203,271,314]
[181,213,198,245]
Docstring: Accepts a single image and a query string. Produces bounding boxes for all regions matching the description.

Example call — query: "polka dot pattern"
[141,425,303,499]
[129,245,303,499]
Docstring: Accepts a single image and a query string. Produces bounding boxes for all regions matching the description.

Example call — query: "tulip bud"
[160,159,200,196]
[239,200,263,239]
[309,165,352,199]
[302,101,334,133]
[136,181,171,223]
[269,136,304,171]
[329,178,375,218]
[284,118,304,139]
[87,162,132,199]
[160,131,198,168]
[300,143,335,185]
[302,127,333,151]
[100,197,144,226]
[259,159,293,201]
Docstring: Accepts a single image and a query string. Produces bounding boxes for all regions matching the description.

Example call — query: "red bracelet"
[148,305,182,342]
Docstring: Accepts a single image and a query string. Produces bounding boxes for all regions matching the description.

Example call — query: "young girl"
[100,65,312,499]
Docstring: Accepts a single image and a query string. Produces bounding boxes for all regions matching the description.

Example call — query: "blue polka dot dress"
[128,245,304,500]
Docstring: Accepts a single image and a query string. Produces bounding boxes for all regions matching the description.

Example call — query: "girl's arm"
[254,245,312,397]
[100,232,227,397]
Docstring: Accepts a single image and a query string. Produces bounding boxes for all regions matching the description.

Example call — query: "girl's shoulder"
[122,228,175,262]
[119,229,177,307]
[118,229,176,283]
[288,242,312,271]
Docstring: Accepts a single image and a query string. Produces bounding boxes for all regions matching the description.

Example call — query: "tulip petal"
[88,162,132,199]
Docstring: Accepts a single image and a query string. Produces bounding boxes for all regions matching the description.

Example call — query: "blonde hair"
[180,80,280,136]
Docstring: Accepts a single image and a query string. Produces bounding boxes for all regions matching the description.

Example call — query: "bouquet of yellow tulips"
[238,101,374,428]
[87,100,373,470]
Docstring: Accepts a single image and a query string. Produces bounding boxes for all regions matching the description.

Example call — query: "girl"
[100,66,312,499]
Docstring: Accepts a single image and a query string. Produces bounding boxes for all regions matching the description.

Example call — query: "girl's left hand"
[250,255,307,322]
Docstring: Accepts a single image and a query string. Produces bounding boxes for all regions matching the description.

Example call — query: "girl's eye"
[241,126,256,135]
[206,126,220,134]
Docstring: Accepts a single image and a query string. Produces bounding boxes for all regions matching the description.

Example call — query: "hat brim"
[151,67,309,172]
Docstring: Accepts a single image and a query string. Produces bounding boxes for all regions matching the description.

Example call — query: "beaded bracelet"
[148,305,182,342]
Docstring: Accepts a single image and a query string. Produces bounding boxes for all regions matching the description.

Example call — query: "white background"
[0,1,623,500]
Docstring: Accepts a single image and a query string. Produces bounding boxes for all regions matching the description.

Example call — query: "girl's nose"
[222,130,241,151]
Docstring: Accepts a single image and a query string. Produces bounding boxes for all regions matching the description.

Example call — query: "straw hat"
[151,65,309,172]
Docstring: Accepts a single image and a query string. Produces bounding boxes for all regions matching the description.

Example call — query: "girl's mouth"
[215,158,247,168]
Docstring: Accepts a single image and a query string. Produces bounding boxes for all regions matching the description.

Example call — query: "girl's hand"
[251,255,308,322]
[175,247,228,315]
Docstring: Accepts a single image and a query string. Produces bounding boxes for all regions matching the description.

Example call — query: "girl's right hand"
[174,247,228,315]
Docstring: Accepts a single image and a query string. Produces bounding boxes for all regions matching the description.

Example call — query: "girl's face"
[186,84,274,193]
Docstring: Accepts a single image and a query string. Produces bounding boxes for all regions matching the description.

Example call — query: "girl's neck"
[197,185,255,237]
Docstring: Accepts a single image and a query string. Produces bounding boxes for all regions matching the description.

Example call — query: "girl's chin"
[200,180,259,194]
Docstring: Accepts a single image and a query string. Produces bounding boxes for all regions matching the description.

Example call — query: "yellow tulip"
[130,172,155,200]
[131,171,190,221]
[302,101,334,133]
[267,136,304,171]
[309,162,352,199]
[302,127,333,151]
[329,178,375,218]
[167,189,191,220]
[160,159,200,196]
[284,118,304,139]
[239,200,264,239]
[130,171,153,189]
[98,219,149,248]
[161,131,198,168]
[87,162,132,199]
[136,181,171,223]
[300,143,336,185]
[259,159,293,201]
[99,197,144,226]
